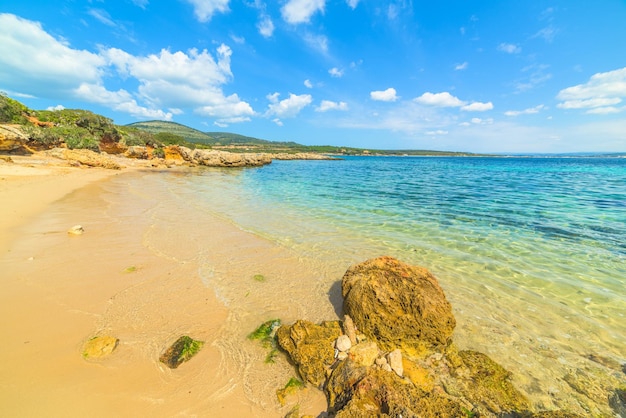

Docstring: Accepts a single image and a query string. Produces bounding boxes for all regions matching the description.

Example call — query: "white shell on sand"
[335,335,352,352]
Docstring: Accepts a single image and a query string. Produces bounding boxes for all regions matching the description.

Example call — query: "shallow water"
[149,156,625,414]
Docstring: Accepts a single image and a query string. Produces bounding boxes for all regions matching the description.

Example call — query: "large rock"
[82,336,118,359]
[342,256,456,355]
[45,148,122,170]
[0,124,29,152]
[178,146,272,167]
[275,320,341,388]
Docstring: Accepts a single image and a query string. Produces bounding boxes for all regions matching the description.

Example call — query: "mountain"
[125,121,216,145]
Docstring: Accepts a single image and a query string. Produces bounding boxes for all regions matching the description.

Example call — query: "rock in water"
[341,256,456,355]
[82,336,118,359]
[159,336,204,369]
[276,320,341,388]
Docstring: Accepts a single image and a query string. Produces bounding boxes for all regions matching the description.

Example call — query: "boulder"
[342,256,456,355]
[275,320,341,388]
[0,124,29,152]
[45,148,122,170]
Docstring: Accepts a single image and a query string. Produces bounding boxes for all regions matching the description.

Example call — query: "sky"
[1,1,625,153]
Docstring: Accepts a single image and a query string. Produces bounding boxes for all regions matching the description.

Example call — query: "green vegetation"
[248,319,281,363]
[276,377,305,405]
[252,274,266,282]
[0,92,29,123]
[179,336,204,362]
[123,266,137,273]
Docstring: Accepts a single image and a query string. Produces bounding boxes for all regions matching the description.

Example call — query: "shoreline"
[0,155,329,417]
[1,153,623,417]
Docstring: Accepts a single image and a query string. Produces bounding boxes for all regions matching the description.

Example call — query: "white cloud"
[557,67,626,113]
[426,130,448,135]
[329,67,344,78]
[281,0,325,24]
[185,0,230,22]
[504,104,545,116]
[272,118,284,126]
[470,117,493,125]
[415,92,464,107]
[346,0,359,9]
[304,79,313,88]
[266,93,312,117]
[461,101,493,112]
[47,104,65,111]
[371,88,398,102]
[230,34,245,44]
[257,15,274,37]
[0,14,253,123]
[132,0,149,9]
[316,100,348,112]
[533,26,557,43]
[498,43,521,54]
[88,9,116,27]
[303,33,328,54]
[455,62,468,71]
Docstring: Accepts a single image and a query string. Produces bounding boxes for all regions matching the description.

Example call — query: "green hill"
[126,121,216,145]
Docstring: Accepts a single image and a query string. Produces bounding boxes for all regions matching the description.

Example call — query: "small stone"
[337,351,348,361]
[68,225,85,235]
[349,341,379,367]
[375,357,388,367]
[82,336,118,359]
[382,363,392,372]
[336,335,352,352]
[343,315,358,345]
[387,349,404,377]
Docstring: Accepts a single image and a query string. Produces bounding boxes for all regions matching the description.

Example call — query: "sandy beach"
[0,155,330,417]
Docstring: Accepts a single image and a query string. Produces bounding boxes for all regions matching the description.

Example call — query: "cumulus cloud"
[498,43,521,54]
[415,92,464,107]
[461,101,493,112]
[470,117,493,125]
[281,0,325,24]
[329,67,344,78]
[0,13,254,123]
[304,79,313,88]
[371,88,398,102]
[316,100,348,112]
[557,67,626,114]
[47,104,65,111]
[185,0,230,22]
[504,104,545,116]
[266,93,312,117]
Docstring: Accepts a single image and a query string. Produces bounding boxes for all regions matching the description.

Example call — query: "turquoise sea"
[152,155,625,413]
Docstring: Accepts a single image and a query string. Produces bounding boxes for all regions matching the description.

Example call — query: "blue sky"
[1,1,625,153]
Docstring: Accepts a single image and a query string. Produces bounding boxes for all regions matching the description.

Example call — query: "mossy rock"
[276,320,342,388]
[248,319,281,363]
[456,350,530,414]
[276,377,304,406]
[82,335,118,359]
[159,336,204,369]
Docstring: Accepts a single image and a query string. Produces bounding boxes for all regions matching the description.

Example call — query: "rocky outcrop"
[177,146,272,167]
[271,153,338,160]
[44,148,122,170]
[275,257,583,417]
[0,124,29,152]
[342,256,456,356]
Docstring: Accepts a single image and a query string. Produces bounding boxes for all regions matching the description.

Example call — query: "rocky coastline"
[0,123,337,169]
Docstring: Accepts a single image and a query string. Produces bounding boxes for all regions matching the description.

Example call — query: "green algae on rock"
[276,377,305,406]
[159,336,204,369]
[248,318,281,363]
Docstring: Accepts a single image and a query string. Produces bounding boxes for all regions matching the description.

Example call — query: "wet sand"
[0,158,328,417]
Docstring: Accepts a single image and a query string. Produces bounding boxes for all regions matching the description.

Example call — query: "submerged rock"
[159,336,204,369]
[82,336,118,359]
[342,256,456,356]
[275,320,341,388]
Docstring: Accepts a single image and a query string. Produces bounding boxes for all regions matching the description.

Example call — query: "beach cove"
[1,155,625,417]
